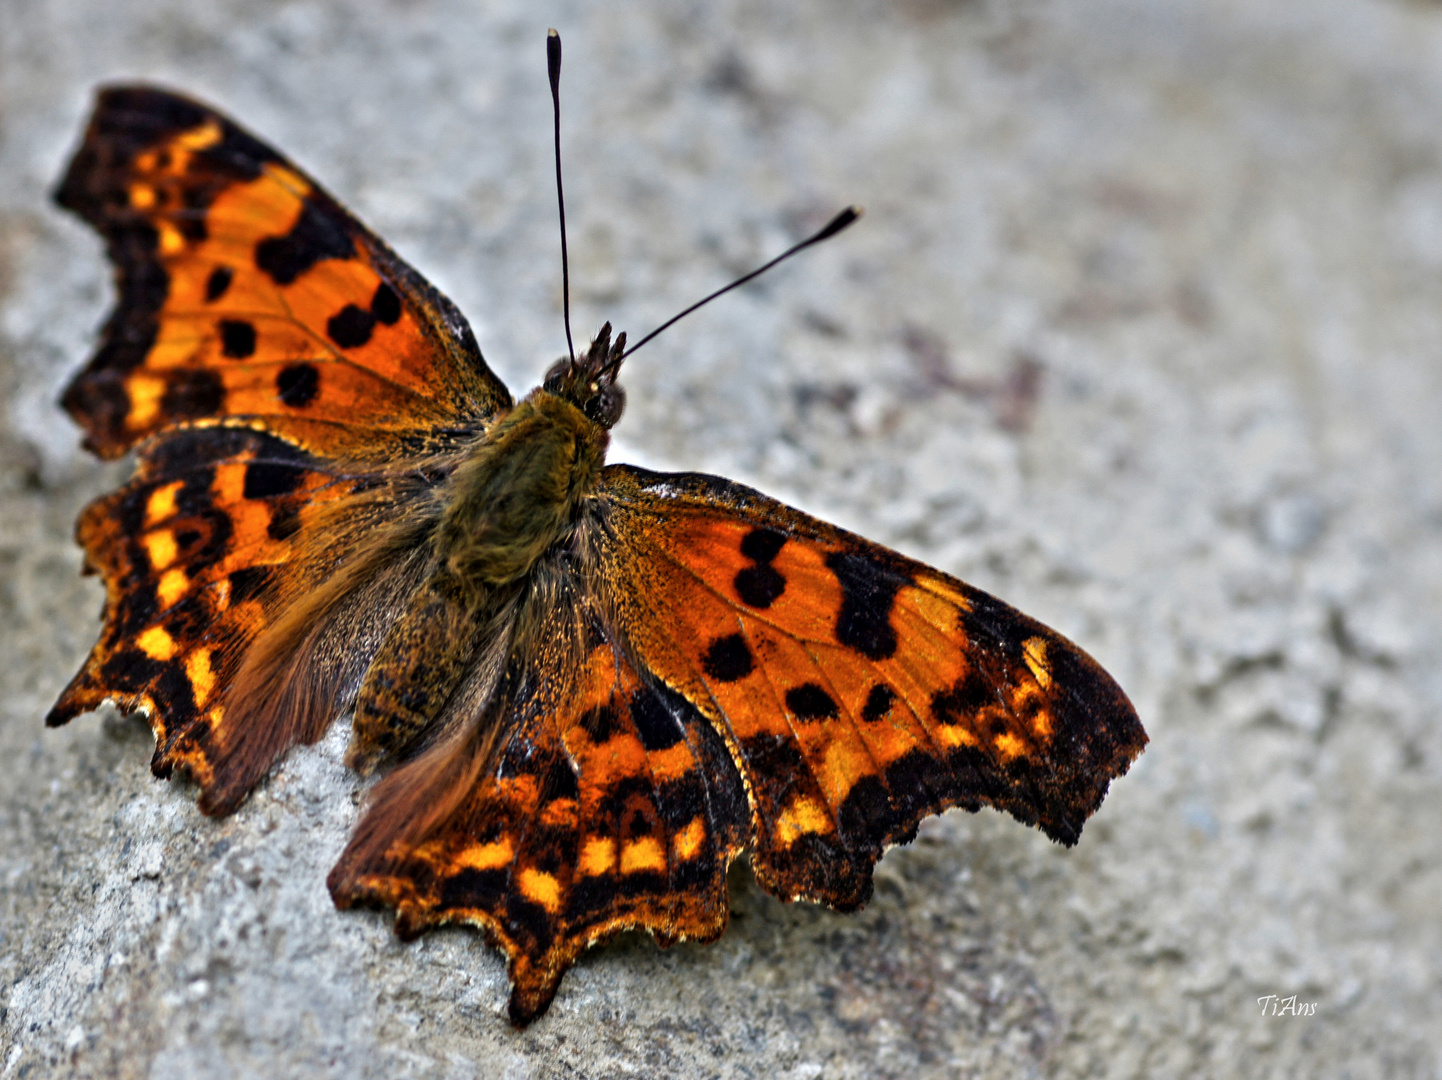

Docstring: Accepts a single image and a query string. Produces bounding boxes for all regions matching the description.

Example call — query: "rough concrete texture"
[2,0,1440,1077]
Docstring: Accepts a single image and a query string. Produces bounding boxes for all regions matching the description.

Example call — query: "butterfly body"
[350,341,620,766]
[49,84,1147,1025]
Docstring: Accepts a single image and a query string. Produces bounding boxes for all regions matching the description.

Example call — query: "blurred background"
[1,1,1439,1077]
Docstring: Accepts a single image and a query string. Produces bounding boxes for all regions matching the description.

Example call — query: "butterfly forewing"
[55,85,512,461]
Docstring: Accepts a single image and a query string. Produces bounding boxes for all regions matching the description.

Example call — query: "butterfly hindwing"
[595,465,1147,910]
[55,85,512,461]
[328,583,750,1026]
[46,427,398,790]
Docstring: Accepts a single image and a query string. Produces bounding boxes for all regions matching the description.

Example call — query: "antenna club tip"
[548,27,559,37]
[815,205,863,241]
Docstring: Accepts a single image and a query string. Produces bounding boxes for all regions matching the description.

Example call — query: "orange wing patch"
[47,427,387,786]
[597,466,1147,909]
[329,602,749,1026]
[55,85,511,461]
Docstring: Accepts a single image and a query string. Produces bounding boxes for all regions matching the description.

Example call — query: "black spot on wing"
[439,866,506,912]
[540,756,580,801]
[227,566,274,603]
[219,319,256,359]
[703,633,753,683]
[740,527,786,563]
[734,564,785,609]
[276,363,319,407]
[526,825,579,881]
[825,551,904,660]
[205,265,233,302]
[326,303,375,349]
[578,702,622,744]
[592,775,658,824]
[734,526,788,608]
[167,519,225,566]
[630,688,684,751]
[862,683,895,723]
[622,801,658,840]
[785,683,839,722]
[932,668,994,725]
[242,460,306,500]
[371,281,402,325]
[254,200,353,286]
[266,501,301,542]
[835,774,894,850]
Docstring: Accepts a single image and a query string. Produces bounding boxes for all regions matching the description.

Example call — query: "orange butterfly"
[48,66,1146,1025]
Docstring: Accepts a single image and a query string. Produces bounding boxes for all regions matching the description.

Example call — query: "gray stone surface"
[2,0,1440,1076]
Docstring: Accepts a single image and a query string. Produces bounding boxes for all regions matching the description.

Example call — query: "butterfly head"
[542,321,628,429]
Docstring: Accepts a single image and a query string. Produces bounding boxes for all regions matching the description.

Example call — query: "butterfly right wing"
[56,85,513,461]
[47,425,431,812]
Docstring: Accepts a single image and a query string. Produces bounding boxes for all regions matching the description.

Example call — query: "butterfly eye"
[584,382,626,428]
[542,357,572,391]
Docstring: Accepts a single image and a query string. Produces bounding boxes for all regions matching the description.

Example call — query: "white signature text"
[1257,994,1317,1016]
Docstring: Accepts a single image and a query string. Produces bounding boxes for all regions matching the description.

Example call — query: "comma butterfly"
[47,39,1146,1025]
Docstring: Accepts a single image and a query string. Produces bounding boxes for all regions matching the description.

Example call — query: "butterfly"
[47,69,1146,1026]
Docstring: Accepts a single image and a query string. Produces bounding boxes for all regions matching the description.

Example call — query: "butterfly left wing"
[55,85,512,461]
[328,594,751,1026]
[595,465,1147,911]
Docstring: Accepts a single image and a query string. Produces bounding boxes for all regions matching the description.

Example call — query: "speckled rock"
[2,1,1439,1077]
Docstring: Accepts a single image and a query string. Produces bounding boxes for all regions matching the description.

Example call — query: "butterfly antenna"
[548,28,576,367]
[608,205,863,372]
